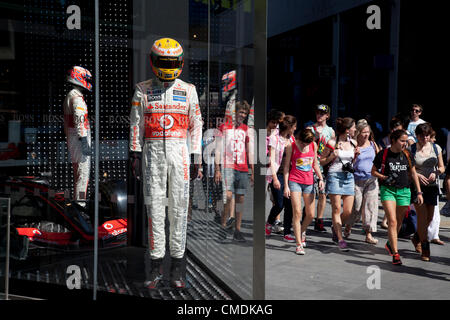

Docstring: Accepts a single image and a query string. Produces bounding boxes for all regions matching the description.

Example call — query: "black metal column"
[253,0,267,300]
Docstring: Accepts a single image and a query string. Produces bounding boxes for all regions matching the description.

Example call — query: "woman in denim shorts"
[320,117,359,251]
[283,128,324,255]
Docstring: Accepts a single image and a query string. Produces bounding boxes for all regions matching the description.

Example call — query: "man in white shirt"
[407,104,426,146]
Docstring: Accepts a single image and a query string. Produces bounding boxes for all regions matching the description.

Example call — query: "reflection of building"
[268,0,448,147]
[0,11,23,165]
[268,0,392,130]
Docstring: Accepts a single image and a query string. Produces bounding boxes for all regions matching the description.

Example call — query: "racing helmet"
[222,70,236,93]
[150,38,184,81]
[67,66,92,91]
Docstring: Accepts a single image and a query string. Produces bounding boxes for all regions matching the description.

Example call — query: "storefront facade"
[1,0,448,301]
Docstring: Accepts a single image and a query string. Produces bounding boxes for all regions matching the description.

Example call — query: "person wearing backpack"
[372,129,423,265]
[378,117,406,229]
[409,123,445,261]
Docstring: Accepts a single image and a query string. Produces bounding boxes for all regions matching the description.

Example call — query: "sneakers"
[392,253,402,265]
[272,220,284,234]
[295,244,305,255]
[385,241,394,256]
[283,234,296,243]
[233,230,246,242]
[314,218,327,232]
[225,217,236,229]
[265,223,272,236]
[338,240,349,251]
[265,221,284,236]
[144,258,163,289]
[301,231,307,248]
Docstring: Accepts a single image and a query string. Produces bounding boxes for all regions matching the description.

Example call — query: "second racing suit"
[63,87,91,207]
[130,78,202,260]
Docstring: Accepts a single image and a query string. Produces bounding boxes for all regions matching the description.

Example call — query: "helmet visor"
[152,56,183,69]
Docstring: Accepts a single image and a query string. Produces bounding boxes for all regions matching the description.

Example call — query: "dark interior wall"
[267,1,392,134]
[268,18,333,128]
[398,0,449,145]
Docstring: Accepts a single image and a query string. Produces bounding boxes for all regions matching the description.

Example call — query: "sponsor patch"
[173,90,186,96]
[147,94,161,101]
[146,88,162,102]
[173,95,186,102]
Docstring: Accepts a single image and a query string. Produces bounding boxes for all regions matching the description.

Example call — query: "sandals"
[343,225,351,239]
[365,236,378,245]
[431,239,444,245]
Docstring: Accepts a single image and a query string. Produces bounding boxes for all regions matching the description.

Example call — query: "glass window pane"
[0,0,264,300]
[0,0,96,298]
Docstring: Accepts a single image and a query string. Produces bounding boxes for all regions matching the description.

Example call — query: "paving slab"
[265,199,450,300]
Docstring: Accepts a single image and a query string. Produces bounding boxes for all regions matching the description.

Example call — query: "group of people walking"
[265,103,447,265]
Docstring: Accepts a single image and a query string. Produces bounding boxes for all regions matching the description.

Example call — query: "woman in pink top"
[284,129,324,255]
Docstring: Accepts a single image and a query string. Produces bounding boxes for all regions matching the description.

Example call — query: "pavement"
[265,198,450,300]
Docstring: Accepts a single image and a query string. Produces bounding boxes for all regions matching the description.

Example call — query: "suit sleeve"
[188,85,203,155]
[248,97,255,128]
[129,86,145,152]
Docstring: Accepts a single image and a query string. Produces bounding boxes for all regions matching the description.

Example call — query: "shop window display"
[0,0,258,300]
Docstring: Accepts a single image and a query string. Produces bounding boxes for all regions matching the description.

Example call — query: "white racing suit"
[130,78,202,259]
[63,87,91,207]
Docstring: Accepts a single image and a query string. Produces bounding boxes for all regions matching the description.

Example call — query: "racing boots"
[170,257,186,289]
[144,258,163,289]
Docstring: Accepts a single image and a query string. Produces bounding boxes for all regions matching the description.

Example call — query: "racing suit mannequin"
[63,86,91,207]
[63,85,93,234]
[130,77,202,288]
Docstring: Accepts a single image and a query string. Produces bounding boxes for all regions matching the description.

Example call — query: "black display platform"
[2,246,232,300]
